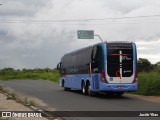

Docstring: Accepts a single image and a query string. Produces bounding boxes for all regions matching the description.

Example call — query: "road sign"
[77,30,94,39]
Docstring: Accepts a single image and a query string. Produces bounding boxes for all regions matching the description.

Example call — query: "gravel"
[0,92,48,120]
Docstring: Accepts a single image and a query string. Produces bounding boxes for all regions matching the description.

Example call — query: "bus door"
[91,45,103,90]
[106,43,134,83]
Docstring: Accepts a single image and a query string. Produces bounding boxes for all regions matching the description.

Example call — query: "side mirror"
[56,62,62,70]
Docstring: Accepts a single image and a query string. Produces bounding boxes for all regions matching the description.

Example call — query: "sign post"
[77,30,103,42]
[77,30,94,39]
[94,34,103,43]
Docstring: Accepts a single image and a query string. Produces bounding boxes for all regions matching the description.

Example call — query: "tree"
[138,58,153,72]
[155,61,160,66]
[0,68,15,75]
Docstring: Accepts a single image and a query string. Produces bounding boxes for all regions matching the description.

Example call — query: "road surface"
[0,80,160,120]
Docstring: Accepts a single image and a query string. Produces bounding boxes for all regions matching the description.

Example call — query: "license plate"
[117,86,124,88]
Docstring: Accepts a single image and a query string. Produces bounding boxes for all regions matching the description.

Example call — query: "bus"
[57,41,138,96]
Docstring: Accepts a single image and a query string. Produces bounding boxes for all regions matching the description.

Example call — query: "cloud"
[0,0,160,69]
[136,39,160,63]
[0,0,48,16]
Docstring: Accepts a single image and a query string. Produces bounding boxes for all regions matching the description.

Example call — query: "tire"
[87,82,94,96]
[82,81,87,95]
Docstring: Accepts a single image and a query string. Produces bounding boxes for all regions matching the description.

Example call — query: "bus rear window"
[107,43,133,77]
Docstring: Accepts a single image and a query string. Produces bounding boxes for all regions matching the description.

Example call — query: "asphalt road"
[0,80,160,120]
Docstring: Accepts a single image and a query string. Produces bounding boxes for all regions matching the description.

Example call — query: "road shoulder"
[125,93,160,103]
[0,92,48,120]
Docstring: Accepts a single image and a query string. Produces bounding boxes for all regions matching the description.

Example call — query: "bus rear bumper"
[97,83,138,92]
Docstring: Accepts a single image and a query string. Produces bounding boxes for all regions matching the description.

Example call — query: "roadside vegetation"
[136,58,160,96]
[0,68,59,83]
[0,58,160,96]
[137,70,160,96]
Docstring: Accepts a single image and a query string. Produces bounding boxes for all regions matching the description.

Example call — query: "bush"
[0,68,60,83]
[137,67,160,96]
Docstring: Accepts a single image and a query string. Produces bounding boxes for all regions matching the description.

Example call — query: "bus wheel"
[87,83,94,96]
[82,82,87,95]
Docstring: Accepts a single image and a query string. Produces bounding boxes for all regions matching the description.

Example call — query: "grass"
[6,91,16,100]
[0,68,60,83]
[136,69,160,96]
[23,97,36,106]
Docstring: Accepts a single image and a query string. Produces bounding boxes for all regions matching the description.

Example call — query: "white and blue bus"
[57,41,138,96]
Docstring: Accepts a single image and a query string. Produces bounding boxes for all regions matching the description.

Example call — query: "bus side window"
[61,56,67,75]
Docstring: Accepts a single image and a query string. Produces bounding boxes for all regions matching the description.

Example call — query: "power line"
[0,14,160,23]
[1,21,160,25]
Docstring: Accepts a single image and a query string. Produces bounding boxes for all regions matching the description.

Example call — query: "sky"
[0,0,160,69]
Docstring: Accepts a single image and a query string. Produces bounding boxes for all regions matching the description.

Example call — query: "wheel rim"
[88,85,91,95]
[82,83,85,94]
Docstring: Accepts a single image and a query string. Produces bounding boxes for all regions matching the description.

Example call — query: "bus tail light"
[101,69,108,83]
[132,70,138,83]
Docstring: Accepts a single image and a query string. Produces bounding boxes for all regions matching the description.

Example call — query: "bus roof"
[107,41,132,43]
[63,42,103,57]
[63,41,134,57]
